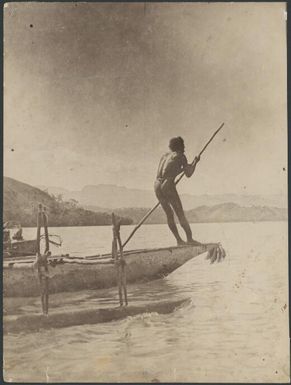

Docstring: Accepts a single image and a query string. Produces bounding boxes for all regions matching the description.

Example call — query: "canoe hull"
[3,244,214,297]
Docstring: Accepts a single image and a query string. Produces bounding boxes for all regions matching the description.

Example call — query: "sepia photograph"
[3,1,289,383]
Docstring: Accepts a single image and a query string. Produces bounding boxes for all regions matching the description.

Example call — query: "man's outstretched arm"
[182,154,200,177]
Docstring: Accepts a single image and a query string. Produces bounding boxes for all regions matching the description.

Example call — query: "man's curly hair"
[169,136,185,152]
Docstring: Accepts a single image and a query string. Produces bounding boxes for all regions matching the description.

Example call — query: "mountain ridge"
[37,183,287,210]
[101,203,287,224]
[4,177,287,226]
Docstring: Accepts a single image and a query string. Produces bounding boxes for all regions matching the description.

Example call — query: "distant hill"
[6,177,286,226]
[86,203,287,224]
[38,184,287,210]
[4,177,132,227]
[186,202,287,223]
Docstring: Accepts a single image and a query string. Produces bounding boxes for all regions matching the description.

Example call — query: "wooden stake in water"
[112,213,128,306]
[36,204,50,315]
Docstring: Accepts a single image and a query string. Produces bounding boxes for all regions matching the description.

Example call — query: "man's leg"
[155,183,184,244]
[160,199,185,245]
[170,189,201,245]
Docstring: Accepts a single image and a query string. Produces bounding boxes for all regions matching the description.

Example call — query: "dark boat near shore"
[3,221,37,258]
[4,239,37,258]
[3,243,216,297]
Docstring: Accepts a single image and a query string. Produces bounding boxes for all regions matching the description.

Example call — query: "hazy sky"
[4,2,287,196]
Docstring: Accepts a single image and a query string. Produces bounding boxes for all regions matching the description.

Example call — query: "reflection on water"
[3,222,290,382]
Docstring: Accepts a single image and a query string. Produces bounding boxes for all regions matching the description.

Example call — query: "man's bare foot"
[177,240,187,246]
[187,239,203,246]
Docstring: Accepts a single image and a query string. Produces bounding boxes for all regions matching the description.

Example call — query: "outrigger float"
[4,298,190,334]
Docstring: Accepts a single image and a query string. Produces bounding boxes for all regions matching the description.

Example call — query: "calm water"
[3,222,290,382]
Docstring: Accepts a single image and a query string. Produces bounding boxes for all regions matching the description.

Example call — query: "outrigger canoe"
[3,243,216,297]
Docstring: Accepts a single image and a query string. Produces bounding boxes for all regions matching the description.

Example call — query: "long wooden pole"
[122,122,224,249]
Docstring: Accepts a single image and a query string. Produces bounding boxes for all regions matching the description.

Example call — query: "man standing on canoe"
[155,137,202,246]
